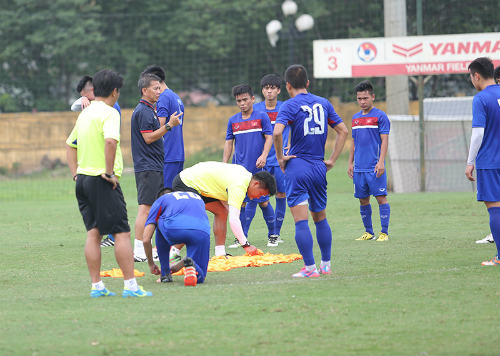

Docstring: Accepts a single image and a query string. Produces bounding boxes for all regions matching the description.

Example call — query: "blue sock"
[295,220,315,266]
[488,207,500,258]
[260,203,276,236]
[379,203,390,234]
[275,197,286,235]
[315,219,332,262]
[243,200,257,236]
[360,204,373,235]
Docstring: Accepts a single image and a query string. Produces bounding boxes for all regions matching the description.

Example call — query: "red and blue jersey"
[145,191,211,234]
[226,110,273,173]
[472,84,500,169]
[276,93,343,160]
[351,107,390,172]
[253,101,289,166]
[156,89,185,163]
[131,100,164,172]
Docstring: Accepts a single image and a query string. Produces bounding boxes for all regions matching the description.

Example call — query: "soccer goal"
[388,97,475,193]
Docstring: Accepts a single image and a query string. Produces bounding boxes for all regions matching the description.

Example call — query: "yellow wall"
[0,101,419,173]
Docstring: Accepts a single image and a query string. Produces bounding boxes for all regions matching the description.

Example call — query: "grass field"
[0,153,499,356]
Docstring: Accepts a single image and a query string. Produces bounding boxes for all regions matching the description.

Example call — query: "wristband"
[105,173,115,179]
[73,174,77,181]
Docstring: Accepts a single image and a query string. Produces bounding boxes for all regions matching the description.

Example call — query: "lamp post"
[265,0,314,65]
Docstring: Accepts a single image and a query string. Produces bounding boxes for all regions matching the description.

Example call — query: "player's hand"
[324,159,335,172]
[374,161,385,178]
[81,96,91,109]
[284,145,290,155]
[168,111,182,128]
[243,245,259,256]
[256,154,267,169]
[347,164,354,179]
[100,173,118,189]
[149,263,161,275]
[277,155,296,173]
[465,164,475,181]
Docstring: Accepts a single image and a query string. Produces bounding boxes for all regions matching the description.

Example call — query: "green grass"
[0,153,499,355]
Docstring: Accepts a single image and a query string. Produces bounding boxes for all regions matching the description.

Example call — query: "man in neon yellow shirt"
[66,69,152,298]
[172,161,277,256]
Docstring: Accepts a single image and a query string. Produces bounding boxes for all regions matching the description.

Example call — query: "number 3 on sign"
[328,56,338,71]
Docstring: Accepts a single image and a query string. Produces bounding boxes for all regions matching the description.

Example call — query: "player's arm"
[374,134,388,178]
[465,127,484,181]
[256,134,272,168]
[273,123,295,172]
[324,122,348,171]
[143,223,161,275]
[227,204,259,255]
[66,145,78,180]
[100,138,118,189]
[142,111,182,144]
[222,139,234,163]
[157,111,182,129]
[347,141,355,179]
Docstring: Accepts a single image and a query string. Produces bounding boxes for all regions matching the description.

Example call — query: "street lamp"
[265,0,314,64]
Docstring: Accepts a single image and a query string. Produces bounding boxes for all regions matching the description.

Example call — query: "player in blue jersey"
[141,65,186,264]
[223,84,274,248]
[274,64,348,277]
[348,80,391,242]
[465,57,500,266]
[252,74,290,247]
[70,75,122,248]
[142,188,211,286]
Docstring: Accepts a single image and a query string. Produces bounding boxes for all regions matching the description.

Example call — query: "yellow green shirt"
[66,101,123,177]
[180,161,252,208]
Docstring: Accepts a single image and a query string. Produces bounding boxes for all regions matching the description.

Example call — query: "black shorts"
[171,174,218,204]
[75,175,130,235]
[135,170,164,205]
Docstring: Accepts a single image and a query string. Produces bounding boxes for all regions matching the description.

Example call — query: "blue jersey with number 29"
[276,92,343,160]
[145,192,210,234]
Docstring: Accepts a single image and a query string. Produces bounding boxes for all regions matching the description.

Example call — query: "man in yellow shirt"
[66,69,152,298]
[172,161,277,256]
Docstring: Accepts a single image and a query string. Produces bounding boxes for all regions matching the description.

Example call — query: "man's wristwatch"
[165,123,172,131]
[241,241,251,248]
[105,173,115,178]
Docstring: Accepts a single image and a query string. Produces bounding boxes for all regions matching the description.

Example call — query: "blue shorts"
[285,158,327,212]
[163,161,184,189]
[265,165,287,194]
[353,171,388,199]
[477,169,500,202]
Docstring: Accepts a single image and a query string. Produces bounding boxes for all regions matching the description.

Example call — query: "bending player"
[142,188,211,286]
[348,80,391,241]
[274,64,348,277]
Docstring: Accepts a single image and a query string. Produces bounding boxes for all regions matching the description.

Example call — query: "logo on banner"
[392,43,423,57]
[357,42,377,62]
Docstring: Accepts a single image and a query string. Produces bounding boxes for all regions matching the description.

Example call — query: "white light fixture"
[281,0,298,17]
[295,14,314,32]
[266,20,282,47]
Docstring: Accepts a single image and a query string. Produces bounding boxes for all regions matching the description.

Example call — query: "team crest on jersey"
[357,42,377,63]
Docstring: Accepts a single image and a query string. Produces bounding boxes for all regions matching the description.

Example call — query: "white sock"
[170,246,180,257]
[124,278,138,291]
[214,245,226,256]
[134,239,145,256]
[305,264,317,272]
[320,261,331,268]
[92,280,105,290]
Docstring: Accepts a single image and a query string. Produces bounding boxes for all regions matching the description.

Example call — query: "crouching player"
[142,188,211,286]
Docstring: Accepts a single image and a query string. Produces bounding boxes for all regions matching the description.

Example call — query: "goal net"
[388,97,475,193]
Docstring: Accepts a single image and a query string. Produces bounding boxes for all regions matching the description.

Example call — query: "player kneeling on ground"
[142,188,211,286]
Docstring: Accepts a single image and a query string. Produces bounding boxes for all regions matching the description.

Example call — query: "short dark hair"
[468,57,494,79]
[355,80,374,95]
[142,65,166,82]
[284,64,308,89]
[92,69,123,97]
[156,187,172,199]
[260,74,282,89]
[76,75,92,93]
[252,171,277,196]
[138,73,161,95]
[494,66,500,84]
[232,84,253,97]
